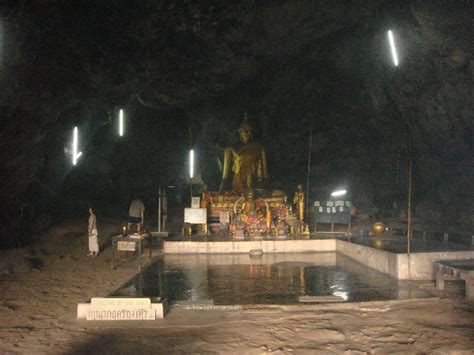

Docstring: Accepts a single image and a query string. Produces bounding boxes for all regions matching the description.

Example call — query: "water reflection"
[112,253,435,304]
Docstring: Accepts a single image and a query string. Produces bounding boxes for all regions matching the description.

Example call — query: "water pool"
[111,252,435,304]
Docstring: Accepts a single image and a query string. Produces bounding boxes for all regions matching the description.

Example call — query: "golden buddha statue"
[220,114,268,193]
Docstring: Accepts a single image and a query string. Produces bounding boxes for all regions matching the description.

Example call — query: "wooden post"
[137,239,141,272]
[348,213,352,234]
[158,188,162,232]
[163,194,167,231]
[407,155,412,278]
[305,120,313,210]
[111,239,116,269]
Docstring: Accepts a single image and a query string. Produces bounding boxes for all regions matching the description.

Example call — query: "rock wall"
[0,1,472,246]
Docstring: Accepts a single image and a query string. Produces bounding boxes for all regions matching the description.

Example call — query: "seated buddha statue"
[219,114,268,193]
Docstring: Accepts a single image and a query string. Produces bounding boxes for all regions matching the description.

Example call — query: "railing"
[388,221,474,247]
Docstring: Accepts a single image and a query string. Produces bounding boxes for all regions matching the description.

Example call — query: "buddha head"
[238,113,252,144]
[245,189,254,200]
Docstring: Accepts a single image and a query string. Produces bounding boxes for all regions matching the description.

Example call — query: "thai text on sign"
[86,308,155,320]
[117,241,136,251]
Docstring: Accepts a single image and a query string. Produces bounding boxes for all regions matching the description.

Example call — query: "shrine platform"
[163,237,474,281]
[164,238,335,254]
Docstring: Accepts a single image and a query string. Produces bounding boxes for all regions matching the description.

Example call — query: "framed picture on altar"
[219,211,230,224]
[191,197,201,209]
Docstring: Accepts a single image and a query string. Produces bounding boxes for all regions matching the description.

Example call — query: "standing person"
[128,198,145,233]
[88,208,99,256]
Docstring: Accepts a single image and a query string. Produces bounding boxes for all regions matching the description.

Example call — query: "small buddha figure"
[220,114,268,193]
[242,190,256,215]
[241,190,260,225]
[293,184,305,222]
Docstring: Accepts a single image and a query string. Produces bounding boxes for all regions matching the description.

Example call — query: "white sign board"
[117,241,136,251]
[87,298,155,320]
[184,208,207,224]
[78,298,165,320]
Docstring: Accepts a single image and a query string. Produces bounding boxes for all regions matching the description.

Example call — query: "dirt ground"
[1,220,473,354]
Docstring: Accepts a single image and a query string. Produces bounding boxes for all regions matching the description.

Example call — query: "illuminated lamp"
[119,109,124,136]
[388,30,399,66]
[331,189,347,197]
[72,127,83,165]
[189,149,194,178]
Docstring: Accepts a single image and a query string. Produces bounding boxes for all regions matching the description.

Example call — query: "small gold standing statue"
[200,184,212,209]
[293,184,305,222]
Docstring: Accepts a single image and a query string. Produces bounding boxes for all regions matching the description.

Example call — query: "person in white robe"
[88,208,99,256]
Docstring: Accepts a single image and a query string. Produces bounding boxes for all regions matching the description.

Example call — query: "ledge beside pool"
[163,238,474,281]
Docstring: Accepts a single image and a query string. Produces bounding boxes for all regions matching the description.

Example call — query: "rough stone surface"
[0,2,472,246]
[0,220,473,353]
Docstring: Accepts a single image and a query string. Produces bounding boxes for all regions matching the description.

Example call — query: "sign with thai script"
[91,298,150,307]
[184,208,207,224]
[86,308,155,320]
[117,241,136,251]
[87,298,156,320]
[314,201,351,224]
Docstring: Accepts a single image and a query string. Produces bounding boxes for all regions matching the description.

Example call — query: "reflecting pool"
[111,252,435,304]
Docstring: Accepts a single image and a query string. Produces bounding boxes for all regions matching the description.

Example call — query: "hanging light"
[72,127,83,165]
[189,149,194,178]
[119,109,124,136]
[331,189,347,197]
[388,30,399,66]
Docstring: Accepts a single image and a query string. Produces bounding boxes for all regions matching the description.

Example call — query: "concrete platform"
[164,239,336,254]
[163,238,474,281]
[433,259,474,302]
[336,239,474,280]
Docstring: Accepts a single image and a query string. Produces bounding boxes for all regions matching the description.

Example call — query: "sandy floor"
[1,220,474,354]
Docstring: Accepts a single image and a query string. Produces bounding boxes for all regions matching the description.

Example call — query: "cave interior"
[0,1,472,246]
